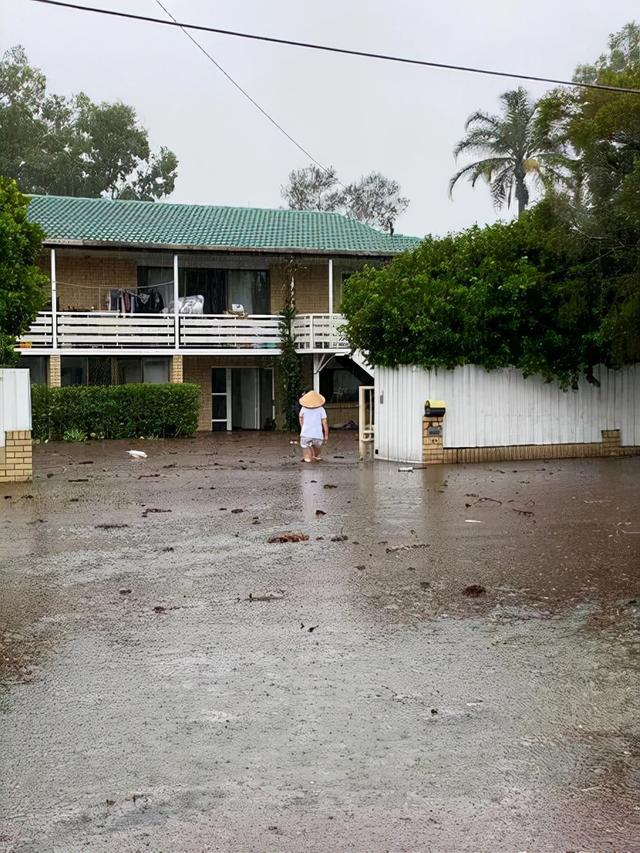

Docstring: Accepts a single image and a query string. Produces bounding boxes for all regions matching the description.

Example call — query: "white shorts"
[300,437,324,449]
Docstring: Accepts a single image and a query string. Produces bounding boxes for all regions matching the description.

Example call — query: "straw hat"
[299,390,326,409]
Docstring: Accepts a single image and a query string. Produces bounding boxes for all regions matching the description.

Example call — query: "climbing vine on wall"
[278,260,303,430]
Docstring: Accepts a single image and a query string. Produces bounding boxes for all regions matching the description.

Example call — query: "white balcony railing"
[294,313,349,351]
[179,315,281,350]
[18,312,349,353]
[18,311,54,349]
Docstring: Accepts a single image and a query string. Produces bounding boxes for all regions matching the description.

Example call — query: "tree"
[536,22,640,362]
[341,202,615,388]
[0,178,48,365]
[343,172,409,233]
[280,164,343,212]
[450,87,565,217]
[0,46,178,201]
[281,163,409,232]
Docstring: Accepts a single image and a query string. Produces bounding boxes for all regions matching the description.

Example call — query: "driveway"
[1,434,638,852]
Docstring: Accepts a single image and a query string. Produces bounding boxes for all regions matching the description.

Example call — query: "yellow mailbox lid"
[426,399,446,409]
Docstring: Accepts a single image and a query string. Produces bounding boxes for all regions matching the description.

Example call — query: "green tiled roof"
[27,195,421,256]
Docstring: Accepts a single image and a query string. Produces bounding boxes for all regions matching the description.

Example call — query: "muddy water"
[0,434,638,852]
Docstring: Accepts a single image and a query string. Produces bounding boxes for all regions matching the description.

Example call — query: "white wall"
[375,364,640,463]
[0,369,32,447]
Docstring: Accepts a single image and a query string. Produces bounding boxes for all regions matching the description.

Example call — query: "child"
[298,390,329,463]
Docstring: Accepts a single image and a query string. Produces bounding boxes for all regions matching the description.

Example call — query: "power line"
[31,0,640,96]
[152,0,335,178]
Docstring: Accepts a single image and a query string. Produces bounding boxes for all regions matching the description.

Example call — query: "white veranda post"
[50,248,57,349]
[173,254,179,348]
[313,355,321,393]
[328,258,334,315]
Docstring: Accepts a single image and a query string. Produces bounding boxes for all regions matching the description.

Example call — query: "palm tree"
[449,88,562,217]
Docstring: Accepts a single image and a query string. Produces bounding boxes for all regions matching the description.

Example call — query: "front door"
[230,367,274,430]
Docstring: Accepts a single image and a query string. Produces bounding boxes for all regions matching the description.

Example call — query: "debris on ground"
[68,478,89,483]
[431,708,438,715]
[153,606,166,613]
[472,496,503,505]
[420,581,431,589]
[386,543,430,553]
[142,508,172,517]
[245,591,285,602]
[463,585,487,597]
[512,508,535,516]
[163,463,176,469]
[78,461,94,465]
[331,534,348,542]
[126,450,147,459]
[95,523,129,530]
[315,509,326,516]
[138,474,160,479]
[119,589,132,595]
[323,484,337,489]
[231,508,244,514]
[267,532,310,544]
[398,467,414,472]
[356,565,366,571]
[307,625,319,632]
[464,519,483,524]
[162,546,174,552]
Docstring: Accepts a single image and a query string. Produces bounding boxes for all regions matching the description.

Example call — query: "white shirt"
[300,406,327,440]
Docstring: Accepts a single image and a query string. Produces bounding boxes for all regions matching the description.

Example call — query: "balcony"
[18,312,349,355]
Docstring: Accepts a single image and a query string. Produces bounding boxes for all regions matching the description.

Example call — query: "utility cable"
[152,0,336,178]
[30,0,640,96]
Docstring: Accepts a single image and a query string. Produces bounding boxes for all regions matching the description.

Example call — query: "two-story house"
[19,195,418,431]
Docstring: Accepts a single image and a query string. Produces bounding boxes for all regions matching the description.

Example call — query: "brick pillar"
[170,355,183,384]
[423,416,445,464]
[48,354,61,387]
[0,430,33,483]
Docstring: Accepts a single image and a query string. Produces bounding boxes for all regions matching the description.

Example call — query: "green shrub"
[63,427,87,442]
[31,383,199,441]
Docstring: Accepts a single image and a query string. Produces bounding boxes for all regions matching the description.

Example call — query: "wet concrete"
[0,434,639,852]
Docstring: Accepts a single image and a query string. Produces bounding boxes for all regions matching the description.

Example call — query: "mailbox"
[424,399,446,417]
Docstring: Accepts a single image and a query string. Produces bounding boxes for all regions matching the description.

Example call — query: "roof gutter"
[40,238,402,259]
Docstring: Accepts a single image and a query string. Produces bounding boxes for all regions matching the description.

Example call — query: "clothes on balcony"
[107,289,131,313]
[135,289,165,313]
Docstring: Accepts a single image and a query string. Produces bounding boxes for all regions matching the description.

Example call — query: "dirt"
[0,433,639,852]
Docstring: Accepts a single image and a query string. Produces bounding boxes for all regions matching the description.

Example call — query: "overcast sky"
[3,0,638,237]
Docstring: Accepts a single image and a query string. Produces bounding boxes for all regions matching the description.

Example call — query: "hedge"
[31,383,200,441]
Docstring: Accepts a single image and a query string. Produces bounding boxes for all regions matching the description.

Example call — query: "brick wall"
[40,253,138,310]
[422,421,640,465]
[0,431,33,483]
[48,355,61,387]
[269,260,369,314]
[170,355,183,384]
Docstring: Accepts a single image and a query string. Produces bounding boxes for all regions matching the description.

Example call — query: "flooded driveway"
[1,434,639,852]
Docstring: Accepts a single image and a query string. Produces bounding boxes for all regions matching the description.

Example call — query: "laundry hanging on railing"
[106,288,165,313]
